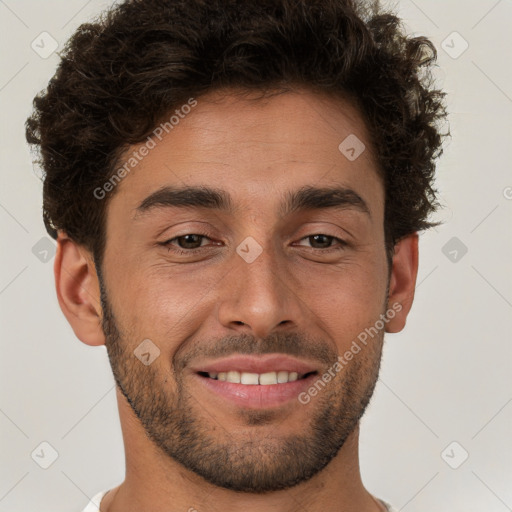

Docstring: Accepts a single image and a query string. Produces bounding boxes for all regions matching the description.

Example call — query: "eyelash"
[161,233,348,256]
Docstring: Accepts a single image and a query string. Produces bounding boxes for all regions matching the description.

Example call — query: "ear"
[54,231,106,346]
[385,232,419,333]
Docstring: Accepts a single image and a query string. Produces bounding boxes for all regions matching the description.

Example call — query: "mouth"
[190,354,322,409]
[194,369,320,409]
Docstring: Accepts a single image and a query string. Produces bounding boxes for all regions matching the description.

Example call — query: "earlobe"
[385,233,419,334]
[54,232,106,346]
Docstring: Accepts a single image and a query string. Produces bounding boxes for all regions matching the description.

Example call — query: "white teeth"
[259,371,278,385]
[227,371,241,383]
[277,370,288,383]
[240,372,259,385]
[207,370,301,384]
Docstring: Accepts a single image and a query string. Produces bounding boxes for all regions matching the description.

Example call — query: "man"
[26,0,448,510]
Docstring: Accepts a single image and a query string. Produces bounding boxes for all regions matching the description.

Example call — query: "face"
[99,88,391,493]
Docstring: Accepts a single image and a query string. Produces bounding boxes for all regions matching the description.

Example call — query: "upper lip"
[191,354,319,376]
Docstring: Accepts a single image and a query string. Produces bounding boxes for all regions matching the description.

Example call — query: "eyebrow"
[134,184,371,219]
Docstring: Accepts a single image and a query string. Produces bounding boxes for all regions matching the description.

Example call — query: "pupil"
[179,234,201,249]
[311,234,330,248]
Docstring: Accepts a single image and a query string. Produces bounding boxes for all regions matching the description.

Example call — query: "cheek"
[121,264,221,341]
[305,260,388,346]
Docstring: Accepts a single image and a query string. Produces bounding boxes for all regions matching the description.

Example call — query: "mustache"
[174,332,337,372]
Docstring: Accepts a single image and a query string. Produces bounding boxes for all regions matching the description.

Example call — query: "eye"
[160,233,348,257]
[295,234,348,252]
[161,233,216,255]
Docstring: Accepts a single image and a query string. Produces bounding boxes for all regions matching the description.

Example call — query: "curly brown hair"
[25,0,448,268]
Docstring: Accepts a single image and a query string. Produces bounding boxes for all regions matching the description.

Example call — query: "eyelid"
[161,232,216,249]
[156,221,219,239]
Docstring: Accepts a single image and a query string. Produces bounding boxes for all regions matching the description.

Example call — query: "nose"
[216,243,305,340]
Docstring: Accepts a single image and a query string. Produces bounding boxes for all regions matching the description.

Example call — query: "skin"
[55,87,418,512]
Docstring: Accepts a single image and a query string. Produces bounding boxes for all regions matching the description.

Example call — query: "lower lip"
[194,372,318,409]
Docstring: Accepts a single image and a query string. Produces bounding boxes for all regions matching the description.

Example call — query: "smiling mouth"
[197,370,318,385]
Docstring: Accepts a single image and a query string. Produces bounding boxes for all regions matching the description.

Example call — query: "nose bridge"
[217,236,302,339]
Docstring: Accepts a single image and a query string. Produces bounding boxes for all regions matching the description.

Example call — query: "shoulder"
[81,489,110,512]
[379,499,399,512]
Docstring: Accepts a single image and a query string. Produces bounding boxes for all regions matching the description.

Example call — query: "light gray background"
[1,1,511,511]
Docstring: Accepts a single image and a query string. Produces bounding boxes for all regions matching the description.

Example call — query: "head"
[26,0,448,494]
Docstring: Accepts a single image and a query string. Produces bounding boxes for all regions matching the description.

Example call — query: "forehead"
[108,87,383,220]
